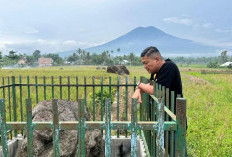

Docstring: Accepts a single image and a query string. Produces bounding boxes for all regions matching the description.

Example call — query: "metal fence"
[0,76,187,157]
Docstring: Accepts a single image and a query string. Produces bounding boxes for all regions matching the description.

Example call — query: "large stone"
[16,100,104,157]
[107,65,130,75]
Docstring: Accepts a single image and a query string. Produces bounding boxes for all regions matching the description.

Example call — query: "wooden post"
[175,98,187,157]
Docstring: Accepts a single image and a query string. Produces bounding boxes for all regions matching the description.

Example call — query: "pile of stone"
[16,100,104,157]
[107,65,130,75]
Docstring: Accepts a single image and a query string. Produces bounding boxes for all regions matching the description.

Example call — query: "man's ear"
[155,56,160,61]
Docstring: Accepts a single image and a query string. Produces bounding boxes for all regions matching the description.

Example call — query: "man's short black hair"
[141,46,160,58]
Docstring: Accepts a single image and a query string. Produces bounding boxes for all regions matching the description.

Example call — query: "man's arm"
[132,83,154,103]
[137,83,154,95]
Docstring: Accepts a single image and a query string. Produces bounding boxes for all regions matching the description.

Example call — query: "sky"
[0,0,232,55]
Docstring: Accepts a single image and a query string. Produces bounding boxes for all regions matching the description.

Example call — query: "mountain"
[84,26,220,57]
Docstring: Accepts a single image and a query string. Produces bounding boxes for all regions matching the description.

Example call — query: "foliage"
[33,50,41,60]
[207,61,218,68]
[220,50,228,63]
[0,51,2,60]
[6,50,20,60]
[89,87,116,113]
[67,53,79,63]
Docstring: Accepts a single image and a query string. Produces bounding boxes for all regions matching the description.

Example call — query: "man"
[133,46,186,156]
[132,46,182,106]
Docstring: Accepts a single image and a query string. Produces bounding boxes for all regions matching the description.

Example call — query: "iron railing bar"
[14,84,136,87]
[150,95,176,121]
[52,99,60,157]
[26,98,33,157]
[0,85,13,88]
[141,130,151,157]
[164,106,176,121]
[3,121,177,131]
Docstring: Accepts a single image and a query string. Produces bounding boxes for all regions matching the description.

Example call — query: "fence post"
[12,76,17,137]
[0,99,8,157]
[52,99,60,157]
[78,99,85,157]
[140,76,151,152]
[175,98,187,157]
[105,98,111,157]
[26,98,33,157]
[157,97,164,157]
[131,98,138,157]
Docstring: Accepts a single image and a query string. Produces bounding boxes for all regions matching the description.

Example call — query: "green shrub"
[207,61,218,68]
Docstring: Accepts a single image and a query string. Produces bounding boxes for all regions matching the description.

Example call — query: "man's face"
[141,56,158,74]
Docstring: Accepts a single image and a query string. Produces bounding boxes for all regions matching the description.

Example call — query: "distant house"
[120,60,129,65]
[220,62,232,67]
[38,57,53,66]
[18,57,26,65]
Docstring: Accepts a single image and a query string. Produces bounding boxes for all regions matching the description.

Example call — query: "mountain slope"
[85,26,219,56]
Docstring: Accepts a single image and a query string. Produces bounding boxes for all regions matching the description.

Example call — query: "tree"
[117,48,120,54]
[67,53,79,63]
[220,50,228,63]
[129,52,136,65]
[26,55,36,66]
[85,52,91,65]
[207,61,218,68]
[33,50,41,61]
[0,51,2,60]
[6,50,19,60]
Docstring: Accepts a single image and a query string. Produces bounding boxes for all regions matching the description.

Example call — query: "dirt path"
[111,76,134,122]
[183,74,211,85]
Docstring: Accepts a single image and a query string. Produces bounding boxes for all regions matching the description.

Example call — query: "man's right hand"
[132,88,142,103]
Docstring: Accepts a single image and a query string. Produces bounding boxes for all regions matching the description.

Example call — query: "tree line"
[0,49,231,68]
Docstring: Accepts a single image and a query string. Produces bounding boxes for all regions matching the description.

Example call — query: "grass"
[0,65,231,156]
[182,71,232,156]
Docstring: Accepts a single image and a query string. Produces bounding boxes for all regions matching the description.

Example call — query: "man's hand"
[132,88,142,103]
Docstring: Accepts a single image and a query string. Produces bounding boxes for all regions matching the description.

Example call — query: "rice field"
[0,65,231,156]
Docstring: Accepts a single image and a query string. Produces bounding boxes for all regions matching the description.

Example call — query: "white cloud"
[215,28,232,33]
[202,23,213,29]
[163,16,214,30]
[63,40,78,45]
[163,17,193,26]
[24,29,39,34]
[0,39,100,54]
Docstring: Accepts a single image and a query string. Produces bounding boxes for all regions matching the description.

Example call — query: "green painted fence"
[0,76,186,157]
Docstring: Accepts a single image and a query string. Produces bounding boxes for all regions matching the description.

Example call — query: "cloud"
[63,40,78,45]
[163,17,193,26]
[215,28,232,33]
[202,23,213,29]
[24,28,39,34]
[0,39,101,54]
[163,16,214,29]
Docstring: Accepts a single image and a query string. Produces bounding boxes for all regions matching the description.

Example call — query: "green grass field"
[0,65,231,156]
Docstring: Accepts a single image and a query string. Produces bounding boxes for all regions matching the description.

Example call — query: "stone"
[16,100,104,157]
[107,65,130,75]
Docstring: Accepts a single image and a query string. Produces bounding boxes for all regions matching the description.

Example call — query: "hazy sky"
[0,0,232,55]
